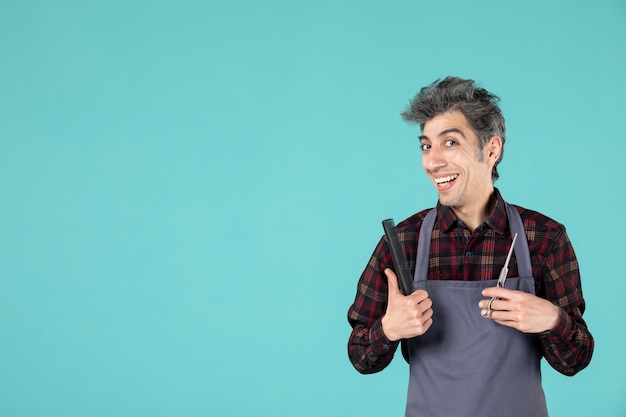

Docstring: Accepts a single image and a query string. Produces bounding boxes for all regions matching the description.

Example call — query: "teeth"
[435,174,459,184]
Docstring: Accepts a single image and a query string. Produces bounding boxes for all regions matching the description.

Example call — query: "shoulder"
[395,208,435,234]
[511,203,566,234]
[510,203,570,258]
[390,208,435,253]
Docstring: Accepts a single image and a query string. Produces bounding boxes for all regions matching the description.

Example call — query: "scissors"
[483,233,518,317]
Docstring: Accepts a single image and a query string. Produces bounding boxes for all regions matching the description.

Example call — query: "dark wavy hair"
[401,76,506,181]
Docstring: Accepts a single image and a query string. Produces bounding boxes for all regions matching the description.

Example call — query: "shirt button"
[465,252,472,258]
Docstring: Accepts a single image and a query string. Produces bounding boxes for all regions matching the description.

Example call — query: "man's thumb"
[384,268,401,296]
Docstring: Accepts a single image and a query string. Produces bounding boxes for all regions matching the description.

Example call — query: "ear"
[485,136,503,164]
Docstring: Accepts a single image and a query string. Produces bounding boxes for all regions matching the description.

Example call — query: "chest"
[425,227,521,281]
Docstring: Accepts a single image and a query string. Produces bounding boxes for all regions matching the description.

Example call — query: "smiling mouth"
[434,174,459,188]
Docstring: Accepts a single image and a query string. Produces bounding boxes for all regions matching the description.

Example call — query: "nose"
[423,146,446,172]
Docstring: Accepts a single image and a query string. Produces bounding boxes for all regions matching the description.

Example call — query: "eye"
[420,143,431,152]
[444,139,458,147]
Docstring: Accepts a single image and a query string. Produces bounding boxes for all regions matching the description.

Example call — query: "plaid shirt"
[347,189,594,376]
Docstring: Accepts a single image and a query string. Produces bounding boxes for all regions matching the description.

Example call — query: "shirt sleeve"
[537,227,594,376]
[347,237,400,374]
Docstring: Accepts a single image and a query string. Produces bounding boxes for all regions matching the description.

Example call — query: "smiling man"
[347,77,594,417]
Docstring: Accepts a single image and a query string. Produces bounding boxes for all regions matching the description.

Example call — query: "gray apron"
[405,203,548,417]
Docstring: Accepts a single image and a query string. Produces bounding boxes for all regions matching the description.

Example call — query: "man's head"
[401,77,506,181]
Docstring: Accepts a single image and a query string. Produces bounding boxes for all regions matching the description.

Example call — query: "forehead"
[421,110,476,140]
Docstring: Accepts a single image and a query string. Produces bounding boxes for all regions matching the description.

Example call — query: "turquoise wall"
[1,0,624,415]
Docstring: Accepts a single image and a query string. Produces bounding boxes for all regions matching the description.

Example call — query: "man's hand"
[479,287,561,333]
[381,268,433,342]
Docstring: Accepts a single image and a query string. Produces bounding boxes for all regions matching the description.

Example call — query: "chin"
[437,194,461,208]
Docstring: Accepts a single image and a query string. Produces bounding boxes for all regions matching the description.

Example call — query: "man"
[347,77,593,417]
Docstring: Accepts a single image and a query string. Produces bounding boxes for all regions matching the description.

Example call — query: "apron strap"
[415,209,436,284]
[413,201,533,286]
[505,202,533,278]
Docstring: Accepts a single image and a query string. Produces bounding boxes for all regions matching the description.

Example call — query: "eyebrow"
[419,128,466,141]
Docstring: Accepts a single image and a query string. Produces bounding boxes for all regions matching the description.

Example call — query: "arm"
[347,238,399,374]
[347,238,433,374]
[535,227,594,376]
[480,227,594,376]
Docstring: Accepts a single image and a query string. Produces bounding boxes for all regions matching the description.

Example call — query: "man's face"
[420,110,496,211]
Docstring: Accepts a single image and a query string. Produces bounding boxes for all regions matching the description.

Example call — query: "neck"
[451,187,496,231]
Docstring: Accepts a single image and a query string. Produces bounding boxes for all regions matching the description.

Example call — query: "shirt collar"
[435,188,508,234]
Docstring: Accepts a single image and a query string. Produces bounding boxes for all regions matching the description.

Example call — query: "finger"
[481,308,495,319]
[421,317,433,333]
[478,298,506,311]
[420,306,434,321]
[410,289,430,304]
[384,268,402,296]
[480,297,500,318]
[481,306,517,322]
[482,286,515,299]
[416,295,433,313]
[491,313,517,325]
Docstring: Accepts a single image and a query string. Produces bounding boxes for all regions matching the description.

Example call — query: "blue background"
[1,0,624,415]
